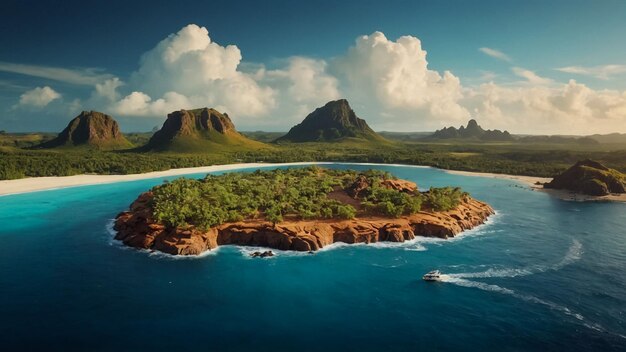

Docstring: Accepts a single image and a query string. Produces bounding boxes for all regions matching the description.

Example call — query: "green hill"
[146,108,269,153]
[545,159,626,196]
[276,99,387,143]
[36,111,132,150]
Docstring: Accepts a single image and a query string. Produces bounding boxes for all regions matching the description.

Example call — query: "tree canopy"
[150,166,468,229]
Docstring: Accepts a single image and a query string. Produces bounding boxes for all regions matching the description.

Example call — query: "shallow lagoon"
[1,163,625,351]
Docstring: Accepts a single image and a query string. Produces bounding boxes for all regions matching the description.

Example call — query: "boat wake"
[446,239,582,279]
[440,276,588,322]
[440,240,626,339]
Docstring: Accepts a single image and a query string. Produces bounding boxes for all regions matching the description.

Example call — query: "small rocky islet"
[544,159,626,196]
[114,167,494,256]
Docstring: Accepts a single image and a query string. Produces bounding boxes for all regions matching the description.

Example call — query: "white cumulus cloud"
[332,31,469,127]
[262,57,341,124]
[110,24,275,119]
[464,79,626,134]
[18,86,61,107]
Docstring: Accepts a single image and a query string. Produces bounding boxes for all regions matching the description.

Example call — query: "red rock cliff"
[114,192,494,256]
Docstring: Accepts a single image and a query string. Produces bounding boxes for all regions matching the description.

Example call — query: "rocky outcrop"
[37,111,131,149]
[429,119,513,141]
[114,193,494,256]
[545,159,626,196]
[276,99,386,142]
[146,107,263,151]
[346,175,417,198]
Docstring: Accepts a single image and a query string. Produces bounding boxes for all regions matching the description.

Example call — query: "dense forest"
[2,140,626,180]
[150,167,465,229]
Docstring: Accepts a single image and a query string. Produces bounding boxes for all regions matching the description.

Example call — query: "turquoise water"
[1,163,625,351]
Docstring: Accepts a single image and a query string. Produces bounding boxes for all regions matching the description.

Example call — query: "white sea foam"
[438,239,623,338]
[236,245,315,259]
[447,239,582,279]
[441,276,586,321]
[104,219,220,260]
[103,204,501,259]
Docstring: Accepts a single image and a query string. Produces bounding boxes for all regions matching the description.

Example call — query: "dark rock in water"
[545,159,626,196]
[37,111,131,149]
[276,99,385,142]
[250,250,274,258]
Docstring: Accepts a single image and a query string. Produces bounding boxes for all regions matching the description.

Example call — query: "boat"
[422,270,442,281]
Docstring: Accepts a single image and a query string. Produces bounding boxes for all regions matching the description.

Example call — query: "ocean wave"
[236,246,315,259]
[438,240,623,338]
[104,219,220,260]
[447,239,582,279]
[440,276,623,338]
[103,207,503,259]
[442,276,585,321]
[442,210,503,244]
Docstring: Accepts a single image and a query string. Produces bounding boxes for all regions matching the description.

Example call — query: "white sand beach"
[443,169,551,188]
[1,162,625,203]
[0,162,331,197]
[444,169,626,203]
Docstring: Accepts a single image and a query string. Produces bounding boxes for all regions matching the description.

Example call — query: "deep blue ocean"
[1,163,625,351]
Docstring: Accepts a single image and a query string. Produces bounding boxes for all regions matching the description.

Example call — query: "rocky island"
[114,167,494,255]
[544,159,626,196]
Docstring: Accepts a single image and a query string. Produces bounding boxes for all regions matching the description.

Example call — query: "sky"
[2,0,626,134]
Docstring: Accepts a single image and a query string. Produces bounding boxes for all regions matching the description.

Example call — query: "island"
[543,159,626,199]
[114,166,494,255]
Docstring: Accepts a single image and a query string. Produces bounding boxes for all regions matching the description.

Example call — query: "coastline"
[443,169,551,187]
[0,162,332,197]
[1,161,624,203]
[443,169,626,203]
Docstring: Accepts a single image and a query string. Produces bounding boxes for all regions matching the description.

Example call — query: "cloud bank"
[9,24,626,134]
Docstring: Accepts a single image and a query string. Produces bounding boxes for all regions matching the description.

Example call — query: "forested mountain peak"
[276,99,385,142]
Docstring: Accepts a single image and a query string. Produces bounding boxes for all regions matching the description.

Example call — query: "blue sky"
[2,0,626,133]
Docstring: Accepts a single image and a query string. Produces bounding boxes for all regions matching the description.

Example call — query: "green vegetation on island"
[149,167,465,229]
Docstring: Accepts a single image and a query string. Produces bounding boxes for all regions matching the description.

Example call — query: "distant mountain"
[241,131,287,143]
[146,108,266,152]
[378,131,433,142]
[545,159,626,196]
[588,133,626,144]
[519,135,598,145]
[429,119,513,141]
[37,111,131,150]
[276,99,385,143]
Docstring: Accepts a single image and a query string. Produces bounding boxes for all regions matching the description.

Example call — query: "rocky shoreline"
[114,192,495,256]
